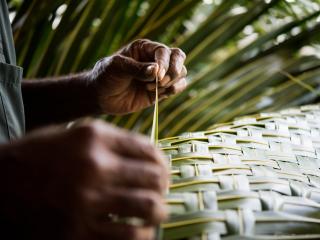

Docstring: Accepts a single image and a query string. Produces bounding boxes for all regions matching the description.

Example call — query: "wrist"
[53,70,103,117]
[82,70,104,115]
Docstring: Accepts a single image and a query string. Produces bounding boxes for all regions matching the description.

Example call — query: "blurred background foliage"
[7,0,320,137]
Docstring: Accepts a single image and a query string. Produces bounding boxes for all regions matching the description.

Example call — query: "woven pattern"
[160,104,320,240]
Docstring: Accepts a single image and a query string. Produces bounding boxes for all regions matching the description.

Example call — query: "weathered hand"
[0,121,168,240]
[90,39,187,114]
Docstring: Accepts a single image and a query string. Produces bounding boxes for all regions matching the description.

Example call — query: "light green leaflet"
[151,73,163,239]
[151,74,159,145]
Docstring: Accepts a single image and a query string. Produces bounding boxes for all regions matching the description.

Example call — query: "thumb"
[111,54,158,82]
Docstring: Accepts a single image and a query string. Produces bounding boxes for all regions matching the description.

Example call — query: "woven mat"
[159,104,320,240]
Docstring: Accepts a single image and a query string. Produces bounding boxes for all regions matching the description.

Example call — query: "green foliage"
[9,0,320,137]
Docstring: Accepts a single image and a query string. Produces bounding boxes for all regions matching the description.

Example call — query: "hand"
[90,39,187,114]
[0,121,168,240]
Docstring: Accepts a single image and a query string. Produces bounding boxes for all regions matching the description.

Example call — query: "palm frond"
[9,0,320,137]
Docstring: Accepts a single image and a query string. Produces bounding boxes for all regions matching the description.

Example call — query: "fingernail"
[162,75,171,86]
[146,65,155,75]
[159,68,166,80]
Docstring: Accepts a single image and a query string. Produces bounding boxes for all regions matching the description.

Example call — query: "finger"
[146,80,167,91]
[158,94,169,101]
[147,65,187,90]
[111,161,167,194]
[154,47,171,80]
[90,189,168,225]
[148,89,171,103]
[112,132,167,168]
[78,121,165,166]
[158,87,167,95]
[146,82,157,91]
[147,87,167,95]
[131,39,170,79]
[165,78,187,95]
[159,48,186,87]
[165,65,187,88]
[81,121,168,169]
[109,54,157,82]
[89,222,155,240]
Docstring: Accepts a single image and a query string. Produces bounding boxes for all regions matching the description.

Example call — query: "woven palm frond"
[160,104,320,240]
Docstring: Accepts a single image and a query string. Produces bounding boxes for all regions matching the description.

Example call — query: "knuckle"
[143,195,158,213]
[133,38,149,45]
[164,47,172,56]
[76,121,101,139]
[73,121,106,153]
[143,142,159,156]
[168,64,180,79]
[111,54,123,64]
[157,46,171,55]
[136,142,160,161]
[130,132,151,146]
[93,58,109,75]
[130,39,141,48]
[146,167,162,189]
[68,121,114,172]
[172,47,186,59]
[83,147,99,162]
[131,39,150,50]
[153,176,163,192]
[152,40,168,49]
[171,85,178,94]
[94,57,107,67]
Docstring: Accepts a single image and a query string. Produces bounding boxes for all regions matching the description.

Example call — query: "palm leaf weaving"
[160,104,320,239]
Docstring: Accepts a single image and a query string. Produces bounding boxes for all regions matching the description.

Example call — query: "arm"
[22,39,187,130]
[22,72,100,130]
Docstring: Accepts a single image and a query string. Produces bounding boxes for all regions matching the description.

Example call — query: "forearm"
[22,72,101,130]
